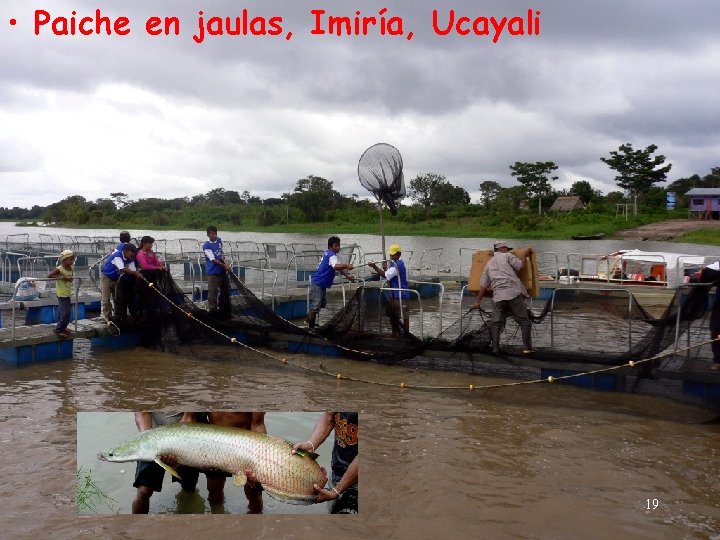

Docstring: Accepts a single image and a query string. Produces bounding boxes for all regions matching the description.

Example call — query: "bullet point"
[10,19,17,25]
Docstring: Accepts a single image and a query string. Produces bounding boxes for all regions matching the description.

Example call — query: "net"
[119,272,716,371]
[357,143,406,215]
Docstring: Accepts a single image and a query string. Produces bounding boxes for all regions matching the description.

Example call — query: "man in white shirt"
[472,241,534,355]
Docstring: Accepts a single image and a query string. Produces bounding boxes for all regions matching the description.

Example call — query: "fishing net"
[357,143,406,215]
[428,286,714,366]
[123,271,308,353]
[119,269,716,372]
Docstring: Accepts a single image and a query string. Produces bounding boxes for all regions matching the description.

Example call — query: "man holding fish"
[292,411,359,514]
[129,411,267,513]
[101,411,329,514]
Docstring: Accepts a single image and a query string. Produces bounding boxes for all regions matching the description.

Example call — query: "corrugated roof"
[685,188,720,195]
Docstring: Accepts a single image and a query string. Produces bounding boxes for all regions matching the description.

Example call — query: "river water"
[3,222,718,272]
[1,224,720,539]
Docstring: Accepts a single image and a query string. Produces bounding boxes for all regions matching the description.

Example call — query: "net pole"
[378,199,386,257]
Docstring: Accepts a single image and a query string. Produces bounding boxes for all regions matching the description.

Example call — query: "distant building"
[685,188,720,219]
[550,196,585,212]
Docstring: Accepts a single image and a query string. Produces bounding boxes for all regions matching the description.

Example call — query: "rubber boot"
[521,324,534,355]
[306,311,317,329]
[489,325,502,355]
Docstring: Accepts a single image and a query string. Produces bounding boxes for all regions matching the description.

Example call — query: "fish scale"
[98,422,326,505]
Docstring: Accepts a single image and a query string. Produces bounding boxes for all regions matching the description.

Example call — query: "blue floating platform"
[288,340,338,357]
[91,331,144,349]
[0,339,74,367]
[25,303,85,325]
[683,380,720,402]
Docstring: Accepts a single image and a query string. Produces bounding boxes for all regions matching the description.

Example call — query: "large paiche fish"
[97,422,327,505]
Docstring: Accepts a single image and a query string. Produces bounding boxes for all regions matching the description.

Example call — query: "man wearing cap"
[472,241,535,355]
[116,231,132,251]
[368,244,410,336]
[47,249,75,338]
[306,236,355,329]
[101,243,143,323]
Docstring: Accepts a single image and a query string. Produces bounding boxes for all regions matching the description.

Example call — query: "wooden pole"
[378,199,386,257]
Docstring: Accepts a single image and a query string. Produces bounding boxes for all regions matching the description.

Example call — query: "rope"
[139,275,719,393]
[100,315,121,337]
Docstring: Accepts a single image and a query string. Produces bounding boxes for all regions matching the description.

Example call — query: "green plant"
[76,466,117,514]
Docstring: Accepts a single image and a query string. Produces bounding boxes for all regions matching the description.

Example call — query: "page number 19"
[646,499,659,510]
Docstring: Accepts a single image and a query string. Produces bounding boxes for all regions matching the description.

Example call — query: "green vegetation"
[2,147,718,242]
[76,466,117,514]
[674,229,720,246]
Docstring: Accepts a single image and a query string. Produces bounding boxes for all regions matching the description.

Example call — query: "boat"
[570,233,605,240]
[554,250,711,288]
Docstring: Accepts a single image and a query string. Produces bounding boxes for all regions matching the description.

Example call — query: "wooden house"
[685,188,720,219]
[550,196,585,212]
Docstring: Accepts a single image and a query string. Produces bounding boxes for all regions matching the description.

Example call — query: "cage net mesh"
[123,272,715,370]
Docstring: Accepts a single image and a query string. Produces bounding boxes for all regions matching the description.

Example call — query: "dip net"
[358,143,406,215]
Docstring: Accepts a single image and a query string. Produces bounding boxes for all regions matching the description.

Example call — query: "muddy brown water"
[0,341,719,539]
[2,225,720,538]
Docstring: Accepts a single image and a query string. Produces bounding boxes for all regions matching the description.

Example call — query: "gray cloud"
[1,1,719,208]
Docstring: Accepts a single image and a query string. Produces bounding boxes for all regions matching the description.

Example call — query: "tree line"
[2,143,718,229]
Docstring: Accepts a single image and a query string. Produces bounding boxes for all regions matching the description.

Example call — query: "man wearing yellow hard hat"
[368,244,410,336]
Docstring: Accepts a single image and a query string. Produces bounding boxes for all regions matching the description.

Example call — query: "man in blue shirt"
[101,243,143,323]
[306,236,354,329]
[203,225,231,315]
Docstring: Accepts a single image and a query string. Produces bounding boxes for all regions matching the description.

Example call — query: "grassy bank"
[15,210,720,244]
[674,229,720,245]
[194,210,675,240]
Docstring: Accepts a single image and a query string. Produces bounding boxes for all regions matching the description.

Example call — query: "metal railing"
[232,264,279,307]
[284,252,322,294]
[458,248,482,278]
[363,285,425,339]
[8,277,82,340]
[305,276,362,324]
[417,248,443,278]
[408,280,444,334]
[16,255,55,280]
[87,253,112,292]
[536,251,560,283]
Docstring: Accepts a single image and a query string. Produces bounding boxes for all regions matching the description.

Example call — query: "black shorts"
[133,460,165,492]
[170,466,232,490]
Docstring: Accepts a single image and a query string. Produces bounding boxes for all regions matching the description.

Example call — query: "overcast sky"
[1,0,719,209]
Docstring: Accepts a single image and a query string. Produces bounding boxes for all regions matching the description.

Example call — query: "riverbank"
[8,215,720,244]
[615,218,720,243]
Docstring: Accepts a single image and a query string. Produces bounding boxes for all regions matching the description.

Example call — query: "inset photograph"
[77,411,358,515]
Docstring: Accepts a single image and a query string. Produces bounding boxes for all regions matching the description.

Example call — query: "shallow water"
[0,342,719,539]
